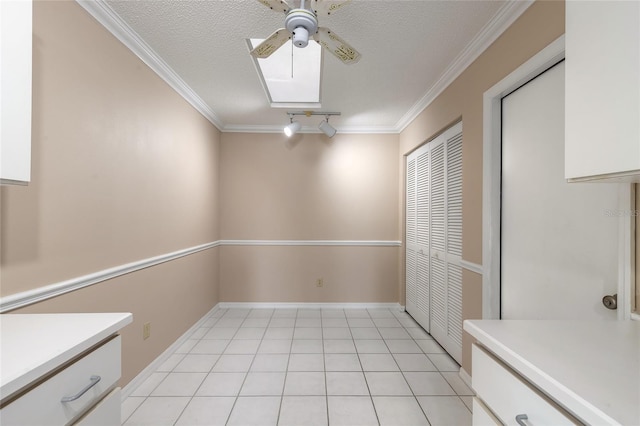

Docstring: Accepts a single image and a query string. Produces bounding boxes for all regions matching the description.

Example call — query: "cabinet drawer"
[0,336,121,426]
[473,397,501,426]
[74,388,121,426]
[472,344,577,425]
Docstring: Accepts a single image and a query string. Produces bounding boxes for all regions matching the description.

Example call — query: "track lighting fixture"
[284,118,301,137]
[318,116,336,138]
[283,111,340,138]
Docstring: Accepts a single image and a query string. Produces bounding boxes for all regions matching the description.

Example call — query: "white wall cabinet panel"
[0,0,32,184]
[405,122,463,363]
[565,0,640,182]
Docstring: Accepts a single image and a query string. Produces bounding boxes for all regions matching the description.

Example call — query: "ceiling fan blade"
[256,0,291,14]
[312,0,351,16]
[314,27,361,64]
[250,29,291,59]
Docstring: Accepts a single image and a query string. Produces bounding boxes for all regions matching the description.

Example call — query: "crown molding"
[76,0,532,135]
[222,124,399,134]
[75,0,224,131]
[395,0,535,132]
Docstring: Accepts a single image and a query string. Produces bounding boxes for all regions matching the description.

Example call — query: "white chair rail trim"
[0,239,401,313]
[221,239,401,247]
[0,242,220,313]
[459,259,483,275]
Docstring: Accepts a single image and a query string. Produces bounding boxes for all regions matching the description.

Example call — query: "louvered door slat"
[406,248,417,309]
[430,256,446,330]
[416,252,430,331]
[430,143,445,252]
[447,134,463,257]
[406,158,417,246]
[416,151,430,248]
[447,263,463,348]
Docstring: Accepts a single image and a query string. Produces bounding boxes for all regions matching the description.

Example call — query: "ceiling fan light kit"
[285,7,318,48]
[251,0,361,65]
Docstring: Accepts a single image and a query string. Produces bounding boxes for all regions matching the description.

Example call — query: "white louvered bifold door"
[405,122,463,365]
[406,146,430,330]
[442,129,463,363]
[405,157,418,321]
[429,139,446,340]
[415,148,431,330]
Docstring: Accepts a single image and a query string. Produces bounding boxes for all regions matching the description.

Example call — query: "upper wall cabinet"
[0,0,32,185]
[565,1,640,182]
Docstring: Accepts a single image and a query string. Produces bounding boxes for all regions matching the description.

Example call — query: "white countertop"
[0,313,132,401]
[464,320,640,425]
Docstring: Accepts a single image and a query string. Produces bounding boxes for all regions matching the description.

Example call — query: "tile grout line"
[273,308,292,426]
[170,311,223,426]
[124,307,470,426]
[355,309,382,426]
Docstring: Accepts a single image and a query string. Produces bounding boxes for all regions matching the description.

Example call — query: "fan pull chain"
[291,40,294,78]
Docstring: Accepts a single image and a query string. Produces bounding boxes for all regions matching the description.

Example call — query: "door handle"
[61,375,101,403]
[602,294,617,310]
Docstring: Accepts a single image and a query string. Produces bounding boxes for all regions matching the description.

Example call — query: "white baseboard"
[459,366,473,390]
[217,302,404,311]
[121,304,220,400]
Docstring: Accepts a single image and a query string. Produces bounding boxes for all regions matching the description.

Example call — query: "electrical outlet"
[316,278,323,287]
[143,322,151,340]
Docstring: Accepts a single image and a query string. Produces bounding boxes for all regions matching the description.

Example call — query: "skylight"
[249,38,322,108]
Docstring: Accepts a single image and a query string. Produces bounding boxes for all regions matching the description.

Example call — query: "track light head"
[284,120,301,137]
[318,116,336,138]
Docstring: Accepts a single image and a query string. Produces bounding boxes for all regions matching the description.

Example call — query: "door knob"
[602,294,617,310]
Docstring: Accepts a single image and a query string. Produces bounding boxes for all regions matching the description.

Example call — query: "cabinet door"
[0,0,32,184]
[565,1,640,181]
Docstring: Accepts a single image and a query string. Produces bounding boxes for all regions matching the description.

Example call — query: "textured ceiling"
[100,0,525,133]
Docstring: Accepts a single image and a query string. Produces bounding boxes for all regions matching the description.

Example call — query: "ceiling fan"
[251,0,361,65]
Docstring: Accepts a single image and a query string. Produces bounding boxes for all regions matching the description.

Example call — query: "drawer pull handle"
[61,375,101,403]
[515,414,528,426]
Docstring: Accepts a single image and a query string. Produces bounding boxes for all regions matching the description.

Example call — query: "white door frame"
[482,34,633,320]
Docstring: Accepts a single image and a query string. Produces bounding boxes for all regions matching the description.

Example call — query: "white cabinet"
[0,0,32,185]
[0,313,132,426]
[565,0,640,182]
[471,344,577,425]
[464,320,640,425]
[0,337,122,425]
[0,336,123,426]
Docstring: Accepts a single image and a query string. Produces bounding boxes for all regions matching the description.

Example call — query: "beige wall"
[0,0,570,386]
[219,132,399,302]
[0,1,221,385]
[398,0,565,373]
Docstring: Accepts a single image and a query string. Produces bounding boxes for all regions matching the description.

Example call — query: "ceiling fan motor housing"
[285,8,318,48]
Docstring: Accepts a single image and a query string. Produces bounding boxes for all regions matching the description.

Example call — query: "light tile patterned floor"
[122,307,473,426]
